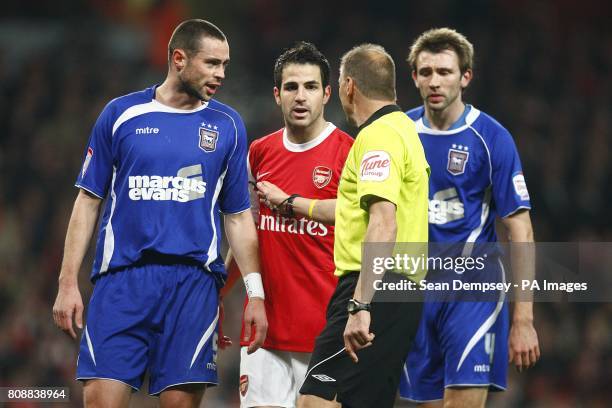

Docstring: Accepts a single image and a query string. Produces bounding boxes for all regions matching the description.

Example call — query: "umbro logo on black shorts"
[312,374,336,382]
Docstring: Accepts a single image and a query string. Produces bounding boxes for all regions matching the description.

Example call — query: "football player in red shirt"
[224,42,353,408]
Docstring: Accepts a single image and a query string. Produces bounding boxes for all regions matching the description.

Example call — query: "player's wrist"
[58,275,79,289]
[279,194,300,217]
[243,272,265,300]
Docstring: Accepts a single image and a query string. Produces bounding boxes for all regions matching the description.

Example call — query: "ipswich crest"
[199,127,218,152]
[447,148,469,175]
[312,166,332,189]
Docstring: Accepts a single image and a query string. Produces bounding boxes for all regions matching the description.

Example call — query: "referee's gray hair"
[340,44,396,101]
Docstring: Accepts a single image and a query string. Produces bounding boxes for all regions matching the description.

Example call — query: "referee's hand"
[343,311,375,363]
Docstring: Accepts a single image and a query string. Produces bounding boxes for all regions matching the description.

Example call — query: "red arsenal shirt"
[240,122,353,352]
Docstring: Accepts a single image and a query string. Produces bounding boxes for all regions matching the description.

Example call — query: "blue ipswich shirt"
[406,105,531,253]
[75,86,250,281]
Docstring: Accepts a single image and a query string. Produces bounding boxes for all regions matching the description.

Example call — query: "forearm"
[354,200,397,303]
[291,197,336,224]
[502,211,535,322]
[59,190,102,287]
[224,210,261,277]
[220,249,241,297]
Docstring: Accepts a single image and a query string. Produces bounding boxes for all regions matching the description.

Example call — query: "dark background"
[0,0,610,406]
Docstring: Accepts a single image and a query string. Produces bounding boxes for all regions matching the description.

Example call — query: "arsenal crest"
[447,148,469,175]
[239,375,249,397]
[199,127,218,152]
[312,166,332,189]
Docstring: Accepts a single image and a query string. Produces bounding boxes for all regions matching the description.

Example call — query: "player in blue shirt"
[399,28,540,407]
[52,19,268,408]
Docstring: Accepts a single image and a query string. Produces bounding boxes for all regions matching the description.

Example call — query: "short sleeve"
[355,126,405,210]
[490,129,531,218]
[75,103,115,198]
[219,114,250,214]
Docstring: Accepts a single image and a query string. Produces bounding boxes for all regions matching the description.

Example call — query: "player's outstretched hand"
[217,297,232,349]
[509,319,540,372]
[343,311,375,363]
[243,297,268,354]
[52,284,84,339]
[256,181,289,209]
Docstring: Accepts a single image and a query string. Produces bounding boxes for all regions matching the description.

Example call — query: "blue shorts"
[76,263,220,395]
[399,259,509,402]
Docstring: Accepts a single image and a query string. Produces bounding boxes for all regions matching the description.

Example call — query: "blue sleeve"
[75,103,114,198]
[490,129,531,218]
[218,113,250,213]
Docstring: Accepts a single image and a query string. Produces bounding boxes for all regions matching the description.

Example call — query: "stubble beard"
[179,71,207,102]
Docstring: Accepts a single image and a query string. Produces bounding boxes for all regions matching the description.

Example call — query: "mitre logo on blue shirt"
[128,164,207,203]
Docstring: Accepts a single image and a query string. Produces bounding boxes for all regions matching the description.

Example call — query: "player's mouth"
[205,83,221,95]
[428,94,444,103]
[292,106,309,119]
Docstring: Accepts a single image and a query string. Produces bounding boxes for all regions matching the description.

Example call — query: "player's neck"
[285,117,328,144]
[425,99,466,131]
[156,80,205,110]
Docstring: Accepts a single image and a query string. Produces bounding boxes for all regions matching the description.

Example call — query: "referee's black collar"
[357,104,402,132]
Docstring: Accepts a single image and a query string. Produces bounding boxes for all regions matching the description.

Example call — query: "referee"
[298,44,430,408]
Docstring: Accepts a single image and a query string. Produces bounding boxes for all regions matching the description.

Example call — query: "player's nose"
[429,72,441,88]
[295,86,306,101]
[215,66,225,80]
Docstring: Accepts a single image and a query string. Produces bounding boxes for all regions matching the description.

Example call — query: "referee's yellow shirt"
[334,105,429,282]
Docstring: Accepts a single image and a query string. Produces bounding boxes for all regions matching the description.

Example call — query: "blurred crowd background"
[0,0,610,406]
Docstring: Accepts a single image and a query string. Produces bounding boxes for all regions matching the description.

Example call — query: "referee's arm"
[344,197,397,363]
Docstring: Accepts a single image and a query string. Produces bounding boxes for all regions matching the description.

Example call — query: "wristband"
[244,272,265,299]
[308,199,319,218]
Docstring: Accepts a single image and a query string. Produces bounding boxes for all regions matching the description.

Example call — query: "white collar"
[282,122,336,152]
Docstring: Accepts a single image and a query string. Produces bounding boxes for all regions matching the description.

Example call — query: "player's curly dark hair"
[273,41,331,88]
[168,19,226,62]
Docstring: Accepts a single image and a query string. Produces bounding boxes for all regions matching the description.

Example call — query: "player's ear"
[322,85,331,105]
[461,69,473,89]
[172,49,187,72]
[411,70,418,87]
[273,86,281,106]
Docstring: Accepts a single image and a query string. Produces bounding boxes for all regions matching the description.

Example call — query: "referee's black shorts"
[300,272,422,408]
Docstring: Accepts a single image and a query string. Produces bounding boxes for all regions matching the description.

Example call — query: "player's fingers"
[219,335,232,350]
[65,319,77,339]
[247,321,267,354]
[52,308,60,327]
[247,332,263,354]
[528,349,537,368]
[514,352,523,372]
[535,344,541,361]
[58,308,76,339]
[508,346,515,363]
[75,304,83,330]
[243,319,252,342]
[522,351,530,370]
